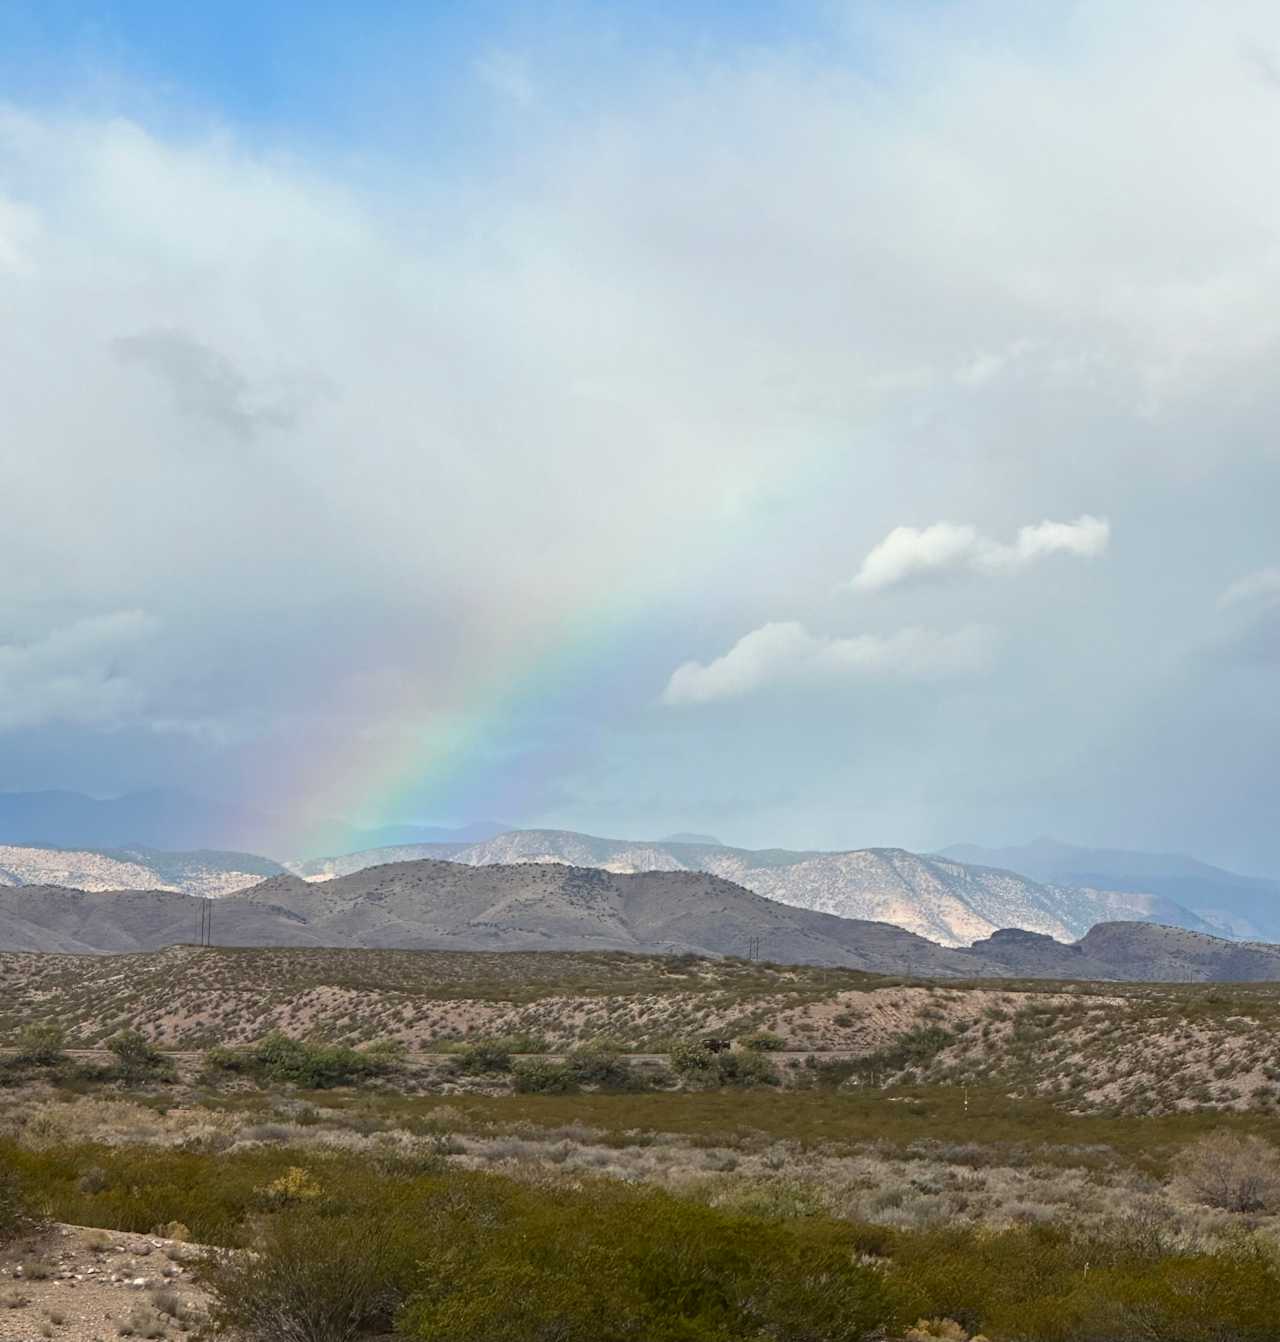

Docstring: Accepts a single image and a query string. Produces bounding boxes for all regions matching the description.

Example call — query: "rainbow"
[274,447,841,855]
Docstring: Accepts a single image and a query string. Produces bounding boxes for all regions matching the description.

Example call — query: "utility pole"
[746,936,761,961]
[197,897,213,947]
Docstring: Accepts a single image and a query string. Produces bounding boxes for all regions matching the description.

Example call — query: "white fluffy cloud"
[1219,567,1280,608]
[662,622,993,706]
[852,517,1110,593]
[0,612,158,731]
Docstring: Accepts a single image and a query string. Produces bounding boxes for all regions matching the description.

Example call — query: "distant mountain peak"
[661,833,723,846]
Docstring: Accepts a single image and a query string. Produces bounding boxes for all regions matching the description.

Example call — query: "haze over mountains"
[1,789,1275,953]
[940,839,1280,942]
[0,844,283,899]
[0,788,509,858]
[288,829,1221,947]
[3,857,1280,983]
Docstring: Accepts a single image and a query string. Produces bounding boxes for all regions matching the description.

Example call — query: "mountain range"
[1,794,1275,950]
[0,788,509,857]
[3,857,1280,982]
[939,838,1280,941]
[287,830,1219,947]
[0,844,285,898]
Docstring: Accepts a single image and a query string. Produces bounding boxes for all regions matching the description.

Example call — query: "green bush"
[885,1219,1280,1342]
[201,1208,420,1342]
[860,1025,954,1076]
[669,1040,716,1076]
[713,1050,778,1088]
[0,1165,36,1243]
[13,1023,68,1066]
[103,1030,175,1084]
[11,1139,1280,1342]
[399,1176,892,1342]
[512,1060,579,1094]
[450,1041,514,1075]
[737,1030,786,1052]
[513,1052,659,1094]
[669,1040,776,1087]
[435,1033,548,1055]
[795,1055,862,1088]
[564,1048,640,1090]
[204,1033,399,1089]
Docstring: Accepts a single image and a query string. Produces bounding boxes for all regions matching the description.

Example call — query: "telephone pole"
[197,897,213,947]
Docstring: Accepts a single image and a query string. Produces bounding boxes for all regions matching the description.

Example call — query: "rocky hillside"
[2,859,1278,983]
[0,862,999,972]
[940,837,1280,941]
[0,844,283,898]
[290,830,1212,947]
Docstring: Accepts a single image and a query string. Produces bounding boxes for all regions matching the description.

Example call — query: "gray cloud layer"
[2,1,1279,868]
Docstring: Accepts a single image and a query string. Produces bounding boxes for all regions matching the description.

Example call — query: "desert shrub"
[861,1026,955,1076]
[205,1033,398,1089]
[12,1023,68,1066]
[512,1060,579,1094]
[399,1176,893,1342]
[738,1030,786,1052]
[258,1167,324,1207]
[1173,1132,1280,1212]
[202,1209,419,1342]
[105,1030,174,1083]
[885,1219,1280,1342]
[0,1165,36,1243]
[203,1045,246,1073]
[669,1040,715,1076]
[15,1135,1280,1342]
[450,1041,514,1075]
[436,1033,547,1055]
[564,1048,641,1090]
[713,1050,778,1087]
[118,1305,169,1338]
[668,1040,776,1087]
[512,1051,646,1095]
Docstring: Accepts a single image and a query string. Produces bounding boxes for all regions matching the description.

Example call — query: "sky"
[2,0,1280,869]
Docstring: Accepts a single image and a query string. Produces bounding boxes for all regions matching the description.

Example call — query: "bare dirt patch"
[0,1224,208,1341]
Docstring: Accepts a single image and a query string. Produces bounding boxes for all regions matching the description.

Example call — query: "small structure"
[701,1037,733,1054]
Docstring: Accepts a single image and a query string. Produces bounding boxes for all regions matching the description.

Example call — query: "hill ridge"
[288,830,1214,947]
[3,857,1279,981]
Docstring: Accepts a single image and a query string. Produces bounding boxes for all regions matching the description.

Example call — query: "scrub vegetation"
[6,948,1280,1338]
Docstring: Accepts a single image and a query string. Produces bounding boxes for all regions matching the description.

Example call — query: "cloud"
[1219,567,1280,608]
[662,622,993,706]
[0,611,158,731]
[852,517,1110,592]
[113,328,299,441]
[2,3,1280,864]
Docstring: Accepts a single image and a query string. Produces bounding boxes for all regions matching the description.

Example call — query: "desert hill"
[5,940,1280,1115]
[288,829,1212,946]
[0,862,992,973]
[2,858,1280,983]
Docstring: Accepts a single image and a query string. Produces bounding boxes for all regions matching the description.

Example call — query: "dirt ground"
[0,1224,209,1341]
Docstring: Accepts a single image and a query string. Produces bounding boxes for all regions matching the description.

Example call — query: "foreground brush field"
[5,946,1280,1339]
